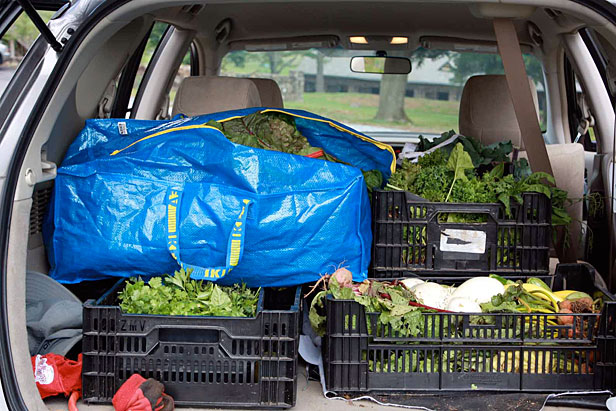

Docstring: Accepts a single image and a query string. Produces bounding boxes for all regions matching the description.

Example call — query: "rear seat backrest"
[250,78,284,108]
[458,74,584,260]
[172,76,262,117]
[459,75,539,150]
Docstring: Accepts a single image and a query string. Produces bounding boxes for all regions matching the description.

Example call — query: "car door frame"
[1,1,616,410]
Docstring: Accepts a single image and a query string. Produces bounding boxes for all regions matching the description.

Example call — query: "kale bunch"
[388,140,571,226]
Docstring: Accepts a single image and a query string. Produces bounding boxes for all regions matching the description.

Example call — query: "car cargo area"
[3,0,616,410]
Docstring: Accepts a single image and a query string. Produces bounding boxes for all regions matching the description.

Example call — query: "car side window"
[564,55,597,152]
[0,9,56,97]
[111,22,170,118]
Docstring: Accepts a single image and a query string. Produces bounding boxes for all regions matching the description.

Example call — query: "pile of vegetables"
[309,267,438,338]
[387,132,571,226]
[206,112,383,192]
[310,271,510,338]
[310,270,603,334]
[118,268,260,317]
[309,268,605,374]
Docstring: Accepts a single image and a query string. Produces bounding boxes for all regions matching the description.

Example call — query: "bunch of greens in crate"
[387,135,571,226]
[118,268,260,317]
[309,272,437,338]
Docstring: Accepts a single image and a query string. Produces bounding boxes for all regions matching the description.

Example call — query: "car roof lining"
[157,2,536,49]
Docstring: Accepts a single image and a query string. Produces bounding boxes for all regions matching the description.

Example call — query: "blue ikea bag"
[44,108,395,287]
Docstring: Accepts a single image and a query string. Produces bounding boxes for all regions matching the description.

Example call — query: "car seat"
[459,74,584,260]
[172,76,262,117]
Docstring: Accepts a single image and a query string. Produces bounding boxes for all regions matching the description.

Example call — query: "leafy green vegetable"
[308,277,435,338]
[118,268,260,317]
[208,112,383,192]
[387,136,571,227]
[362,169,384,194]
[445,143,474,202]
[417,131,513,167]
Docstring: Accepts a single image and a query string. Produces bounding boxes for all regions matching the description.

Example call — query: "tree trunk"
[268,53,281,74]
[316,52,325,93]
[375,73,410,122]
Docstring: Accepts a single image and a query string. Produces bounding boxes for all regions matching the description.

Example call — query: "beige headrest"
[172,76,262,117]
[250,78,284,108]
[459,75,539,150]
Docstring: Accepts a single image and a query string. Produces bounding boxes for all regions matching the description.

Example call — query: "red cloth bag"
[31,353,82,399]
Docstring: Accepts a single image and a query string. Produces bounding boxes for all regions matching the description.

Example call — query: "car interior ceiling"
[7,1,616,409]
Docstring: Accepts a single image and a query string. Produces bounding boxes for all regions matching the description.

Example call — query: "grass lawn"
[285,92,459,133]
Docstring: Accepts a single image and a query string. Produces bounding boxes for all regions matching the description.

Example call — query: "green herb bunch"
[118,268,260,317]
[387,138,571,226]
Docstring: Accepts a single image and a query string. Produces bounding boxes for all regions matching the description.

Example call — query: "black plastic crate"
[82,283,301,408]
[370,190,551,279]
[324,263,616,392]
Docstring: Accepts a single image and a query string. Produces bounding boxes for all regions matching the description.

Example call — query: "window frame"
[110,24,154,118]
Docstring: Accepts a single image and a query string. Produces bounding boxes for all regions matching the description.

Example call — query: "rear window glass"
[221,49,546,136]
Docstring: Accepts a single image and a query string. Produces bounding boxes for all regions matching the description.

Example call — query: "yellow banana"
[522,283,563,303]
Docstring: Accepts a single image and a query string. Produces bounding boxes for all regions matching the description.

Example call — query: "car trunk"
[2,1,616,410]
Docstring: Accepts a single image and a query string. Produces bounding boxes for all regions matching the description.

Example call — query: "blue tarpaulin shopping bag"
[44,108,395,287]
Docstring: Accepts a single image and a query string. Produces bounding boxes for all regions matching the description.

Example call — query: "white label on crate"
[118,122,128,135]
[439,229,486,254]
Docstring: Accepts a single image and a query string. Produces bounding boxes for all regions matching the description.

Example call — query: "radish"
[332,267,353,288]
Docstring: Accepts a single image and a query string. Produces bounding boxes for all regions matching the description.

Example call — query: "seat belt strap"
[493,18,554,177]
[493,19,572,263]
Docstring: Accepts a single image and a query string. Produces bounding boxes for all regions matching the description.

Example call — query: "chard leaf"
[529,171,556,185]
[489,162,505,179]
[389,304,416,316]
[524,184,552,198]
[445,143,474,202]
[447,143,474,182]
[309,290,328,337]
[498,193,511,217]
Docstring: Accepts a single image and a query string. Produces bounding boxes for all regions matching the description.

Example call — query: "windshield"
[221,48,546,136]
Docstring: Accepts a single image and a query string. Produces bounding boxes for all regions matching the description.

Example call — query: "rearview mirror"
[350,56,412,74]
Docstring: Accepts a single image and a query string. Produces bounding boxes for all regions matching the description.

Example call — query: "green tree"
[223,50,248,70]
[4,11,54,53]
[449,53,543,85]
[143,22,168,59]
[259,51,305,74]
[375,48,449,123]
[221,50,306,75]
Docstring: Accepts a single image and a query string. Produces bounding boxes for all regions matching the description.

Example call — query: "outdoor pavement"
[43,363,584,411]
[0,66,16,93]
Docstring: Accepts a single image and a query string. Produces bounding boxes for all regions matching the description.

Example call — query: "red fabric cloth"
[113,374,174,411]
[31,353,82,400]
[113,374,151,411]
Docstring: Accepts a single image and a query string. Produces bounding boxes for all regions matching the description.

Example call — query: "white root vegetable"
[411,282,449,310]
[446,297,482,313]
[401,278,424,290]
[450,277,504,304]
